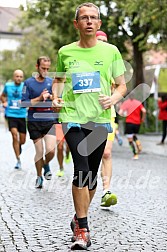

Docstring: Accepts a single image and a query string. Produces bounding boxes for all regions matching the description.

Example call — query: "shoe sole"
[14,167,22,170]
[35,179,43,189]
[35,185,43,189]
[71,241,91,250]
[15,163,22,170]
[101,195,117,207]
[71,244,88,250]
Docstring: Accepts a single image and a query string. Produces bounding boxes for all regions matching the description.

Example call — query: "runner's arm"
[141,107,146,123]
[52,77,65,112]
[99,74,127,110]
[0,92,7,106]
[111,74,127,105]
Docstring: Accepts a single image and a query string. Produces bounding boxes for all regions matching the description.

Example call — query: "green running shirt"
[56,41,125,124]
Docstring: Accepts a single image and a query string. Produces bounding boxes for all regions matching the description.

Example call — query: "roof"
[0,7,22,35]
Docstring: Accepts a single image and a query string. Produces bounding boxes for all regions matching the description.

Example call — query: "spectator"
[157,95,167,145]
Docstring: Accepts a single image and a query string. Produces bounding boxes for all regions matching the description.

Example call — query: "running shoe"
[56,169,64,177]
[70,215,79,242]
[118,137,123,146]
[133,154,139,160]
[71,228,91,250]
[64,153,71,164]
[116,134,123,146]
[35,176,43,189]
[15,160,21,170]
[43,164,52,180]
[101,191,117,207]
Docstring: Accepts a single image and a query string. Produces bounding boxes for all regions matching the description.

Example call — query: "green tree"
[22,0,167,88]
[0,50,17,82]
[0,20,56,82]
[23,0,84,49]
[2,0,167,87]
[99,0,167,87]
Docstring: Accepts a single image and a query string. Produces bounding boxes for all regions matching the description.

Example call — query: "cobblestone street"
[0,124,167,252]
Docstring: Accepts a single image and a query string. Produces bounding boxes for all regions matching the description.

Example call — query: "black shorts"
[62,122,108,189]
[28,121,55,140]
[125,123,140,134]
[8,117,26,134]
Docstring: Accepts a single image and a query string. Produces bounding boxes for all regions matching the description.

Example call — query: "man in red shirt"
[119,93,146,159]
[157,95,167,145]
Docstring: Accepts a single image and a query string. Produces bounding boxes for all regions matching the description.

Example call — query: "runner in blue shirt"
[22,56,57,189]
[1,69,27,169]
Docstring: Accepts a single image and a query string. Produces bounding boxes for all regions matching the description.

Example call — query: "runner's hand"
[2,102,8,108]
[40,89,50,101]
[99,94,112,109]
[52,98,64,112]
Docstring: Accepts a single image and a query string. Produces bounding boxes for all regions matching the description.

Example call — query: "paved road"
[0,124,167,251]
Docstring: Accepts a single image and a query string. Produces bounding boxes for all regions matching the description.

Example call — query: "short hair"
[37,56,51,66]
[75,2,100,20]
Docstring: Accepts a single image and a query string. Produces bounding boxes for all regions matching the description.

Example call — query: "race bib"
[72,71,101,93]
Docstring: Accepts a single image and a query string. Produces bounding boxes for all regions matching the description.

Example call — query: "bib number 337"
[72,71,101,93]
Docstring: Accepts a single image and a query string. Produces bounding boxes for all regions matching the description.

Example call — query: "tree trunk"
[133,42,145,87]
